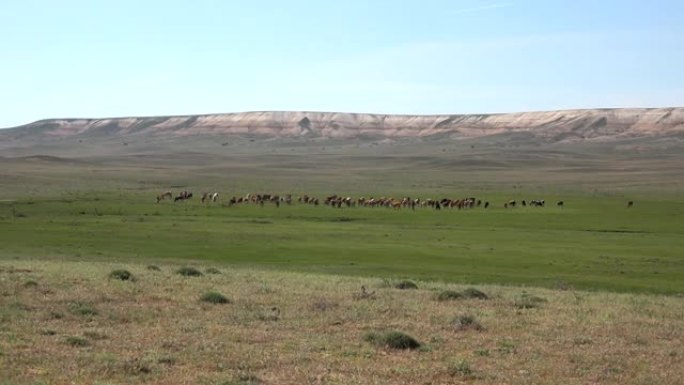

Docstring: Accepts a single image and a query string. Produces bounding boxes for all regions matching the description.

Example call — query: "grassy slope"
[1,260,683,385]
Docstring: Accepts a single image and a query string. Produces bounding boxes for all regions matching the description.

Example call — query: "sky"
[1,0,683,128]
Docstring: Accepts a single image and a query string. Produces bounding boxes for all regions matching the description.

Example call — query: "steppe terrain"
[1,108,683,384]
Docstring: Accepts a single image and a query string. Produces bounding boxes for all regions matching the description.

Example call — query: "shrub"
[364,331,421,350]
[205,267,222,274]
[23,280,39,288]
[394,280,418,290]
[462,288,488,299]
[200,291,230,304]
[109,269,133,281]
[146,265,161,271]
[437,290,464,301]
[176,267,203,277]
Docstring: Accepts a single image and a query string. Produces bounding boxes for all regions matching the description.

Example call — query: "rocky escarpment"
[2,108,683,143]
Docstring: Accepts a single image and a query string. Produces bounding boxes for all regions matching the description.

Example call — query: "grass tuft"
[394,280,418,290]
[176,266,203,277]
[200,291,231,304]
[65,336,89,347]
[364,331,421,350]
[462,288,489,299]
[447,359,474,378]
[453,314,484,331]
[109,269,133,281]
[205,267,222,274]
[68,302,97,316]
[146,265,161,271]
[437,290,464,301]
[514,292,547,309]
[23,279,39,288]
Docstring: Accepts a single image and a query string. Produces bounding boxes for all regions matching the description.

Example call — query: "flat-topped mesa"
[3,108,684,142]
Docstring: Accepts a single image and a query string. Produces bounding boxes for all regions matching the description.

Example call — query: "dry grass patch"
[1,260,683,385]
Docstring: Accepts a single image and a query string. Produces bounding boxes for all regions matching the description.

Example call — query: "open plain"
[1,109,683,384]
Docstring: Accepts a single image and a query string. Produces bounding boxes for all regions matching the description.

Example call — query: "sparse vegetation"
[205,267,222,274]
[0,260,683,383]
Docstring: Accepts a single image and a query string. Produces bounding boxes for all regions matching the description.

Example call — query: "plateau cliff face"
[2,108,683,143]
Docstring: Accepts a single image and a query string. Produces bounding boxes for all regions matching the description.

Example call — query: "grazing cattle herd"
[153,190,604,210]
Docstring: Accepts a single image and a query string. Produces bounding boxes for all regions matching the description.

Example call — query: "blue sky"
[1,0,683,127]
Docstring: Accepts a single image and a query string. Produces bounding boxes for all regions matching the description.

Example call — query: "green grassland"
[1,135,683,294]
[1,190,682,294]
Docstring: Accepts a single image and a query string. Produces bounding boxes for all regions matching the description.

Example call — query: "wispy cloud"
[450,2,513,15]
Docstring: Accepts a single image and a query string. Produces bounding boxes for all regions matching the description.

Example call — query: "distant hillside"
[2,108,684,143]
